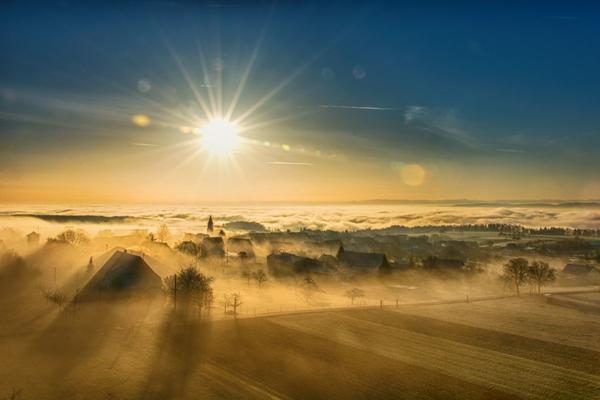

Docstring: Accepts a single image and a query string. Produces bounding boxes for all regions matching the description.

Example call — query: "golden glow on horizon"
[199,118,240,156]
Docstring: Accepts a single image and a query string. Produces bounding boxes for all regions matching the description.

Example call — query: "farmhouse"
[77,250,162,302]
[336,248,390,273]
[267,252,329,277]
[320,239,343,255]
[227,237,255,258]
[422,256,465,270]
[202,236,225,257]
[183,232,208,243]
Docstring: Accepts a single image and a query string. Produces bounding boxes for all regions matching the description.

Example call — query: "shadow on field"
[139,307,212,400]
[30,303,117,376]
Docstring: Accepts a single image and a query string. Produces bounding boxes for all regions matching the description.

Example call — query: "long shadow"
[29,302,118,377]
[139,306,212,400]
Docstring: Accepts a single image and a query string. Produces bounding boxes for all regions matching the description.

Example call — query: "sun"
[199,118,240,156]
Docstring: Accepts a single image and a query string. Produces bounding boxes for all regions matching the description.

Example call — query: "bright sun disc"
[200,119,240,156]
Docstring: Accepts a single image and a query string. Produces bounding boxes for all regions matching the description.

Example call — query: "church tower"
[207,215,214,233]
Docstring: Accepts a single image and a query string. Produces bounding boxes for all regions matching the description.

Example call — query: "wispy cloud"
[404,105,426,122]
[496,148,526,153]
[319,104,403,111]
[265,161,314,166]
[130,142,160,147]
[405,106,478,148]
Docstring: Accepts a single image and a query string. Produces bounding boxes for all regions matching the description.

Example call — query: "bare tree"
[221,293,243,316]
[301,276,319,303]
[229,293,243,316]
[54,229,90,246]
[528,261,556,293]
[253,269,267,288]
[344,288,365,305]
[502,258,529,296]
[156,224,171,243]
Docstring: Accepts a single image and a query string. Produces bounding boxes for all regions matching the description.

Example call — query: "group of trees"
[49,229,90,246]
[164,267,214,316]
[502,258,556,295]
[221,293,243,316]
[241,268,268,287]
[344,288,365,305]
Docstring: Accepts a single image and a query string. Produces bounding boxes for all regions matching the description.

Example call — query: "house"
[313,240,343,257]
[267,252,330,277]
[77,250,162,302]
[422,256,465,270]
[336,248,390,273]
[183,232,208,243]
[227,237,255,258]
[26,231,40,245]
[202,236,225,257]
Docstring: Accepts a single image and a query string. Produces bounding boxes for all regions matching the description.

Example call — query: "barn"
[77,250,162,302]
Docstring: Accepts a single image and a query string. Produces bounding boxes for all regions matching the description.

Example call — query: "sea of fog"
[1,202,600,238]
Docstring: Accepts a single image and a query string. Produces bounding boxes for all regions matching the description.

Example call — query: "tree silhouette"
[344,288,365,305]
[156,224,171,243]
[528,261,555,293]
[165,266,214,315]
[253,269,267,288]
[502,258,529,296]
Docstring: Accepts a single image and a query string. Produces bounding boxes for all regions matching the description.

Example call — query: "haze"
[1,2,600,400]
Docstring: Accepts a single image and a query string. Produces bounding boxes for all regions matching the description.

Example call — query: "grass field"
[1,295,599,399]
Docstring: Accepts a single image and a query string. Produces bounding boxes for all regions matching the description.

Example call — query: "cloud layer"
[2,204,600,238]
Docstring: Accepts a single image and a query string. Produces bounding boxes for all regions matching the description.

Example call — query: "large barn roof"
[78,250,162,301]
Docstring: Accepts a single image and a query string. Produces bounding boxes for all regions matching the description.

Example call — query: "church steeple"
[207,215,214,233]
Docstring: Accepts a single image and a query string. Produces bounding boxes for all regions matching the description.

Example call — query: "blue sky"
[1,1,600,202]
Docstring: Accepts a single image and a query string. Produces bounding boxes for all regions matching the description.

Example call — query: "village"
[1,215,599,319]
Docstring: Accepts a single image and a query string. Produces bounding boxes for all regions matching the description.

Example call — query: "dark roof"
[563,263,598,274]
[267,252,329,275]
[337,250,389,270]
[78,250,162,301]
[317,239,343,255]
[202,236,225,256]
[203,236,224,245]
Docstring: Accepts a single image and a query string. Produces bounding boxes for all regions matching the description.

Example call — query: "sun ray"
[165,44,214,121]
[224,8,273,121]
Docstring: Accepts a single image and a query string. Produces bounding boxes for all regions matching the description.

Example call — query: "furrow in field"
[271,312,600,400]
[343,309,600,375]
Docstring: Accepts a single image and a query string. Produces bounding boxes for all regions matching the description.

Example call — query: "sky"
[1,1,600,203]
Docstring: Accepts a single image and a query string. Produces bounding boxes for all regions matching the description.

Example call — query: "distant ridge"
[355,200,600,208]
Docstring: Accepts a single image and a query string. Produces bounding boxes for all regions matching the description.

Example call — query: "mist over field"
[2,202,600,399]
[2,201,600,237]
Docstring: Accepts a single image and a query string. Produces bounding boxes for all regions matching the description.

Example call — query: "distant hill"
[223,220,268,232]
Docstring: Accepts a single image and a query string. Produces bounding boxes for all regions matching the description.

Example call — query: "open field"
[1,293,600,399]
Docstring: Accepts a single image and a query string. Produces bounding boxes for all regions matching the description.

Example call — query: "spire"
[207,215,214,233]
